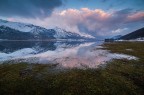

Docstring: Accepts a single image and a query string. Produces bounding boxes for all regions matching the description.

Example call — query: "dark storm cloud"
[0,0,63,18]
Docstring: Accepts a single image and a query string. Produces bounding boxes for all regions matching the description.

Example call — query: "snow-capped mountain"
[0,19,94,40]
[54,27,83,39]
[0,19,36,32]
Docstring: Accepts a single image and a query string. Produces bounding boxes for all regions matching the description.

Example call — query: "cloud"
[112,28,128,34]
[14,8,144,38]
[0,0,63,18]
[127,11,144,22]
[55,8,144,37]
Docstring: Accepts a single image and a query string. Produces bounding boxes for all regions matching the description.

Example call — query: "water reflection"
[0,41,84,53]
[0,41,137,69]
[0,41,90,61]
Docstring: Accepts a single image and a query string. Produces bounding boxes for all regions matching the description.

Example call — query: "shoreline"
[0,41,144,95]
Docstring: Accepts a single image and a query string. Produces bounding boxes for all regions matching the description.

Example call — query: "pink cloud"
[58,8,111,33]
[14,8,144,38]
[127,11,144,22]
[7,18,15,22]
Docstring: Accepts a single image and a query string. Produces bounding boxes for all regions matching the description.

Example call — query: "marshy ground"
[0,42,144,95]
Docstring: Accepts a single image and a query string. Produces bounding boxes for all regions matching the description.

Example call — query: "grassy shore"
[0,42,144,95]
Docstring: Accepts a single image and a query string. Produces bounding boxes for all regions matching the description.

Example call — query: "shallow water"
[0,41,137,68]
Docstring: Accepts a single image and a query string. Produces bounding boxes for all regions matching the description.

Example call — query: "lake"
[0,41,136,69]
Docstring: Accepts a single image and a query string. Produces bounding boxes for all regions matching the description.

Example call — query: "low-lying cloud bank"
[9,8,144,38]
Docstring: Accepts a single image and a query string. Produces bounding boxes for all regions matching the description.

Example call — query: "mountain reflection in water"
[0,41,136,69]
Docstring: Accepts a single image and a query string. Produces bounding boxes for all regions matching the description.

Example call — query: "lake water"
[0,41,137,69]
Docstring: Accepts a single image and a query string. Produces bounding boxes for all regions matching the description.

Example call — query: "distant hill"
[120,27,144,40]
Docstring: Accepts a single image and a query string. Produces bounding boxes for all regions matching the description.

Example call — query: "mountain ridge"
[120,27,144,40]
[0,19,94,40]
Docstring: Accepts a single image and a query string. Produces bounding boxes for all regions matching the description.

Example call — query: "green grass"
[102,41,144,60]
[0,42,144,95]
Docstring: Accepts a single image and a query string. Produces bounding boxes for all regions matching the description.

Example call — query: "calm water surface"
[0,41,136,68]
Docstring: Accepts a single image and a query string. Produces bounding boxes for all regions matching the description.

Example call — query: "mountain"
[53,27,85,39]
[120,27,144,40]
[0,26,34,40]
[0,19,93,40]
[0,19,37,32]
[0,26,55,40]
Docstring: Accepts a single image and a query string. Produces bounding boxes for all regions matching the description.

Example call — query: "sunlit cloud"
[14,8,144,38]
[127,11,144,22]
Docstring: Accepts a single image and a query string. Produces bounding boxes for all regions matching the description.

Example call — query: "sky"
[0,0,144,38]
